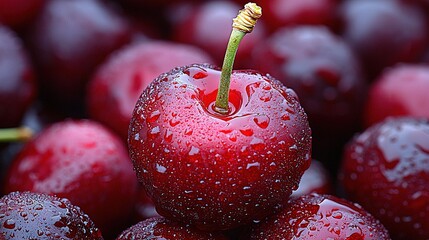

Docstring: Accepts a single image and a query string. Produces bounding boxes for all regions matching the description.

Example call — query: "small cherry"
[339,117,429,239]
[116,216,228,240]
[128,3,312,231]
[291,159,332,198]
[0,191,103,239]
[246,193,391,239]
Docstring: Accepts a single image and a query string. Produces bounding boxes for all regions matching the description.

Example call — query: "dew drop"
[184,128,193,136]
[164,130,173,142]
[250,137,265,150]
[189,146,200,156]
[169,118,180,127]
[246,162,260,169]
[240,128,254,136]
[148,110,161,123]
[156,163,167,173]
[149,126,161,138]
[3,219,15,229]
[253,115,270,129]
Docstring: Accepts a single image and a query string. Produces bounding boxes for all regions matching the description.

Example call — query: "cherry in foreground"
[0,191,103,239]
[116,216,227,240]
[339,117,429,239]
[245,193,391,239]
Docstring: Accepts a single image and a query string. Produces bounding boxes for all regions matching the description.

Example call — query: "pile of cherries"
[1,0,429,239]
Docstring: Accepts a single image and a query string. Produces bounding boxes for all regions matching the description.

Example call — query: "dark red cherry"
[0,191,103,239]
[251,25,367,174]
[291,159,332,198]
[364,64,429,127]
[0,24,36,128]
[246,193,391,239]
[25,0,134,113]
[86,40,213,140]
[117,216,228,240]
[3,120,138,238]
[339,117,429,240]
[338,0,428,79]
[0,0,45,30]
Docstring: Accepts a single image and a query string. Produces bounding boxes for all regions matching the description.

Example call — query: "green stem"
[0,127,33,142]
[214,29,246,114]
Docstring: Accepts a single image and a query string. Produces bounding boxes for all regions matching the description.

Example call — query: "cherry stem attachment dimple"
[0,127,33,142]
[214,2,262,114]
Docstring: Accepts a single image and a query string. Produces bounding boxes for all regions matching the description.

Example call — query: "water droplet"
[148,110,161,122]
[253,115,270,129]
[189,146,200,156]
[164,130,173,142]
[3,219,15,229]
[169,118,180,127]
[34,204,43,210]
[250,137,265,150]
[184,128,193,136]
[156,163,167,173]
[240,128,254,136]
[281,114,290,121]
[246,162,260,169]
[332,211,343,219]
[259,91,272,102]
[149,126,161,138]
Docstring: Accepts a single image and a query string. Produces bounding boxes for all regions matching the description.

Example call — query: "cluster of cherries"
[1,0,429,239]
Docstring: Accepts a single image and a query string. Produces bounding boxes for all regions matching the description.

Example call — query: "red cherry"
[128,63,311,231]
[291,159,332,198]
[0,191,103,239]
[87,40,213,140]
[170,1,267,68]
[339,117,429,239]
[25,0,134,113]
[246,193,390,239]
[117,216,228,240]
[3,120,138,238]
[0,24,37,128]
[364,64,429,127]
[259,0,338,32]
[338,0,428,78]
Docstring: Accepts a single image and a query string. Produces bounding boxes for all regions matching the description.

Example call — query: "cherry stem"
[0,127,33,142]
[214,2,262,114]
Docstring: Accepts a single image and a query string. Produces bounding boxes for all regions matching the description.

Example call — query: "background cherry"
[0,0,46,30]
[339,117,429,239]
[0,191,103,239]
[86,40,213,141]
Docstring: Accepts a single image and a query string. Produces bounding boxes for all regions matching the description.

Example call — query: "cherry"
[128,4,312,231]
[3,119,138,238]
[364,64,429,127]
[87,40,213,141]
[0,191,103,239]
[251,25,367,175]
[259,0,338,32]
[117,216,228,240]
[0,24,37,128]
[25,0,134,114]
[338,0,428,79]
[132,185,160,223]
[170,0,267,68]
[339,117,429,239]
[246,193,390,239]
[291,159,332,198]
[0,0,45,30]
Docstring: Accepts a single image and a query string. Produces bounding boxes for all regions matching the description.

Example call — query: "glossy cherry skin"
[339,117,429,240]
[0,191,103,239]
[170,1,267,68]
[338,0,428,79]
[25,0,134,113]
[128,64,312,231]
[246,193,391,240]
[251,25,367,174]
[87,40,213,141]
[117,216,228,240]
[3,120,138,238]
[0,0,45,30]
[364,64,429,127]
[0,24,36,128]
[290,159,331,198]
[259,0,338,32]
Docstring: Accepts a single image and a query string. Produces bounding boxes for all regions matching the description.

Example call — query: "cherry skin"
[290,159,332,198]
[259,0,338,32]
[170,1,267,68]
[0,0,45,30]
[128,64,312,231]
[117,216,228,240]
[364,64,429,127]
[0,24,36,128]
[246,193,391,240]
[338,0,428,79]
[87,40,213,141]
[3,120,138,238]
[0,191,103,239]
[339,117,429,240]
[25,0,134,113]
[251,25,367,175]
